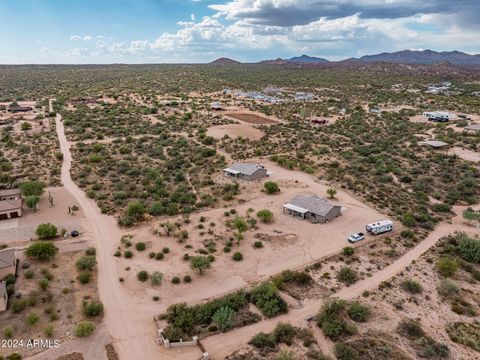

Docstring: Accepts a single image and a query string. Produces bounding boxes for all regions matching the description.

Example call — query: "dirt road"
[200,212,478,359]
[54,111,162,360]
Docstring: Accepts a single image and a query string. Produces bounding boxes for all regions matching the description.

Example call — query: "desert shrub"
[415,336,450,358]
[212,306,236,331]
[85,247,96,256]
[397,319,425,339]
[135,242,146,251]
[183,275,192,283]
[264,181,280,194]
[190,256,211,275]
[83,301,104,317]
[10,299,28,313]
[250,282,288,318]
[162,247,170,254]
[249,332,276,349]
[137,271,149,282]
[458,236,480,263]
[78,272,91,284]
[337,267,358,285]
[232,252,243,261]
[273,270,313,289]
[401,279,423,294]
[347,302,370,322]
[273,322,295,345]
[75,321,96,337]
[35,223,58,239]
[26,312,40,325]
[171,277,181,284]
[254,241,263,248]
[25,241,58,261]
[76,256,96,271]
[437,257,458,277]
[446,321,480,352]
[151,272,163,286]
[124,250,133,258]
[316,299,356,340]
[126,201,146,222]
[437,279,459,298]
[155,252,164,260]
[257,209,274,223]
[334,342,357,360]
[24,270,34,279]
[342,247,355,256]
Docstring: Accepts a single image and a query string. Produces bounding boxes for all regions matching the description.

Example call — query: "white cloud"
[70,35,94,41]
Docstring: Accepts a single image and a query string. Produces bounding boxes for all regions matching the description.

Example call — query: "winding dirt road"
[54,109,161,360]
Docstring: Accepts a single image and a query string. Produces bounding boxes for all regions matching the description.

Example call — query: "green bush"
[342,247,355,256]
[75,321,96,337]
[232,252,243,261]
[437,279,459,298]
[212,306,236,331]
[273,322,295,345]
[458,236,480,263]
[26,312,40,325]
[126,201,146,222]
[249,332,276,349]
[25,241,58,261]
[347,302,370,322]
[334,342,358,360]
[401,279,423,294]
[337,267,358,285]
[78,272,91,284]
[172,277,181,284]
[257,209,274,223]
[135,242,146,251]
[137,271,149,282]
[397,319,425,339]
[437,257,458,277]
[264,181,280,194]
[250,282,288,318]
[35,223,58,239]
[75,256,96,271]
[83,301,104,317]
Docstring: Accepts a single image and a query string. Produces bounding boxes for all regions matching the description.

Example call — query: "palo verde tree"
[190,255,211,275]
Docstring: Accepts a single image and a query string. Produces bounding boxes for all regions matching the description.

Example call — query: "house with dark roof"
[223,162,268,181]
[0,281,7,312]
[0,248,17,280]
[283,194,342,224]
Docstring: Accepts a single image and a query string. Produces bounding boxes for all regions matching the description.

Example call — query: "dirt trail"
[53,110,161,360]
[200,211,478,359]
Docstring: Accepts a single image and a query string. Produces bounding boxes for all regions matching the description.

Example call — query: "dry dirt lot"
[207,124,265,140]
[224,111,279,125]
[448,146,480,162]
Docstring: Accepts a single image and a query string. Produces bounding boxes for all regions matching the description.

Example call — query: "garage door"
[0,214,8,221]
[9,212,19,219]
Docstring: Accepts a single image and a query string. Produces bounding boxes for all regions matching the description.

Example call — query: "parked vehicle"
[348,232,365,243]
[71,230,79,237]
[366,220,394,235]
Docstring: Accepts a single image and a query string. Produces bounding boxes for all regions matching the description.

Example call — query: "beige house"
[0,189,22,221]
[0,282,7,312]
[0,249,17,280]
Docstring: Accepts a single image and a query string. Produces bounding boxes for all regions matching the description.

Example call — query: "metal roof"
[366,220,393,228]
[224,162,265,176]
[419,140,449,148]
[283,203,308,214]
[0,199,22,212]
[0,189,20,198]
[466,124,480,131]
[285,195,339,217]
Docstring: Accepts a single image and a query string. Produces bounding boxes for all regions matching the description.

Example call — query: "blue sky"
[0,0,479,64]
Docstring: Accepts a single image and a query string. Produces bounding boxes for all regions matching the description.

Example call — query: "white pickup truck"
[348,232,365,243]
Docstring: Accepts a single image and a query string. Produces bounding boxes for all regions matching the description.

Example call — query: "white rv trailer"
[366,220,394,235]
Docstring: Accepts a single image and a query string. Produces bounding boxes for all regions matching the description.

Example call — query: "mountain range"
[210,50,480,66]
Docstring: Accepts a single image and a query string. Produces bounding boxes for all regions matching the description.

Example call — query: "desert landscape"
[1,3,480,358]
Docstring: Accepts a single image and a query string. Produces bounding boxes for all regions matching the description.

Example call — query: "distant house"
[419,140,449,148]
[0,248,17,279]
[283,195,341,224]
[0,282,7,312]
[0,189,21,202]
[465,124,480,133]
[309,116,328,126]
[223,163,268,181]
[210,101,223,111]
[0,198,22,221]
[293,92,316,102]
[8,106,33,113]
[369,107,381,114]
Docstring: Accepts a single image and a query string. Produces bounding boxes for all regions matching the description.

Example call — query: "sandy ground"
[206,123,265,140]
[222,109,282,124]
[448,146,480,162]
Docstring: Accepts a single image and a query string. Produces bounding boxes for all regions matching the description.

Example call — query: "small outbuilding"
[283,194,341,224]
[0,282,7,312]
[0,198,22,221]
[465,124,480,133]
[223,163,268,181]
[0,248,17,279]
[419,140,449,148]
[211,101,223,111]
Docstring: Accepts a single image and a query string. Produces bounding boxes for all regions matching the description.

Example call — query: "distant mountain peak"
[209,57,241,65]
[287,54,329,63]
[357,49,480,65]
